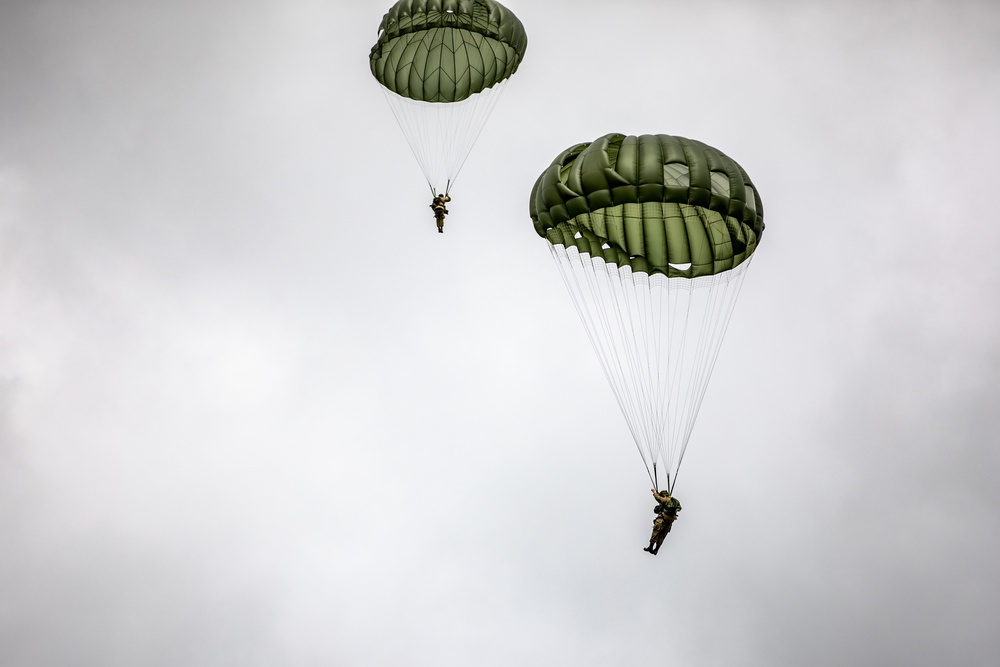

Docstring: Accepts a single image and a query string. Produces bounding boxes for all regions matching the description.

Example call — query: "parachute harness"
[548,242,753,490]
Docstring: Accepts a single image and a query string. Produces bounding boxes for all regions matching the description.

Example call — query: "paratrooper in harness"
[644,488,681,555]
[430,193,451,233]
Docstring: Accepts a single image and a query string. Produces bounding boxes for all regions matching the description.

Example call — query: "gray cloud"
[1,1,999,665]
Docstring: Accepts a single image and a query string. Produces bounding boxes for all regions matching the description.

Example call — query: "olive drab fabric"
[370,0,528,104]
[530,134,764,278]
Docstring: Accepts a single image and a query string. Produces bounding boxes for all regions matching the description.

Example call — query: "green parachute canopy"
[531,134,764,493]
[530,134,764,278]
[370,0,528,104]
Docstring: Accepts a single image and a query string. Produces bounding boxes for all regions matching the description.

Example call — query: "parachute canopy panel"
[370,0,528,103]
[529,134,764,278]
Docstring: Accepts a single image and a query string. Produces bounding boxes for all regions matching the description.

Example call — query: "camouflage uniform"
[430,194,451,233]
[644,490,681,555]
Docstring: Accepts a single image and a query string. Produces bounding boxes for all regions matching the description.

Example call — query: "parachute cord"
[548,240,754,492]
[573,256,652,478]
[672,276,714,478]
[618,267,662,478]
[636,270,663,475]
[549,244,652,483]
[379,79,509,197]
[665,277,695,480]
[674,257,753,475]
[608,263,658,468]
[649,273,670,485]
[581,257,648,466]
[587,261,654,477]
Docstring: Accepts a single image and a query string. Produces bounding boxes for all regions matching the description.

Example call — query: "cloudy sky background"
[1,1,999,665]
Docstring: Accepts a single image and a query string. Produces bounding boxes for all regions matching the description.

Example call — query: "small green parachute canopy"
[531,134,764,277]
[370,0,528,104]
[370,0,527,200]
[530,134,764,493]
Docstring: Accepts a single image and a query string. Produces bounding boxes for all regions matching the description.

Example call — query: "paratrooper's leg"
[645,518,665,554]
[651,517,674,554]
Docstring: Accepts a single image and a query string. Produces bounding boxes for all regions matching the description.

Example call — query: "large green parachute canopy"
[531,134,764,278]
[370,0,527,197]
[531,134,764,493]
[370,0,528,103]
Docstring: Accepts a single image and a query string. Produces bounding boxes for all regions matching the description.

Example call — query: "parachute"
[370,0,527,197]
[530,134,764,493]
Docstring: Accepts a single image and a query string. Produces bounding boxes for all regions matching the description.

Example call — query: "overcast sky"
[2,1,999,665]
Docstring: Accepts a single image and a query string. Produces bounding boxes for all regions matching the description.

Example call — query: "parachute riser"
[651,462,675,496]
[428,179,453,199]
